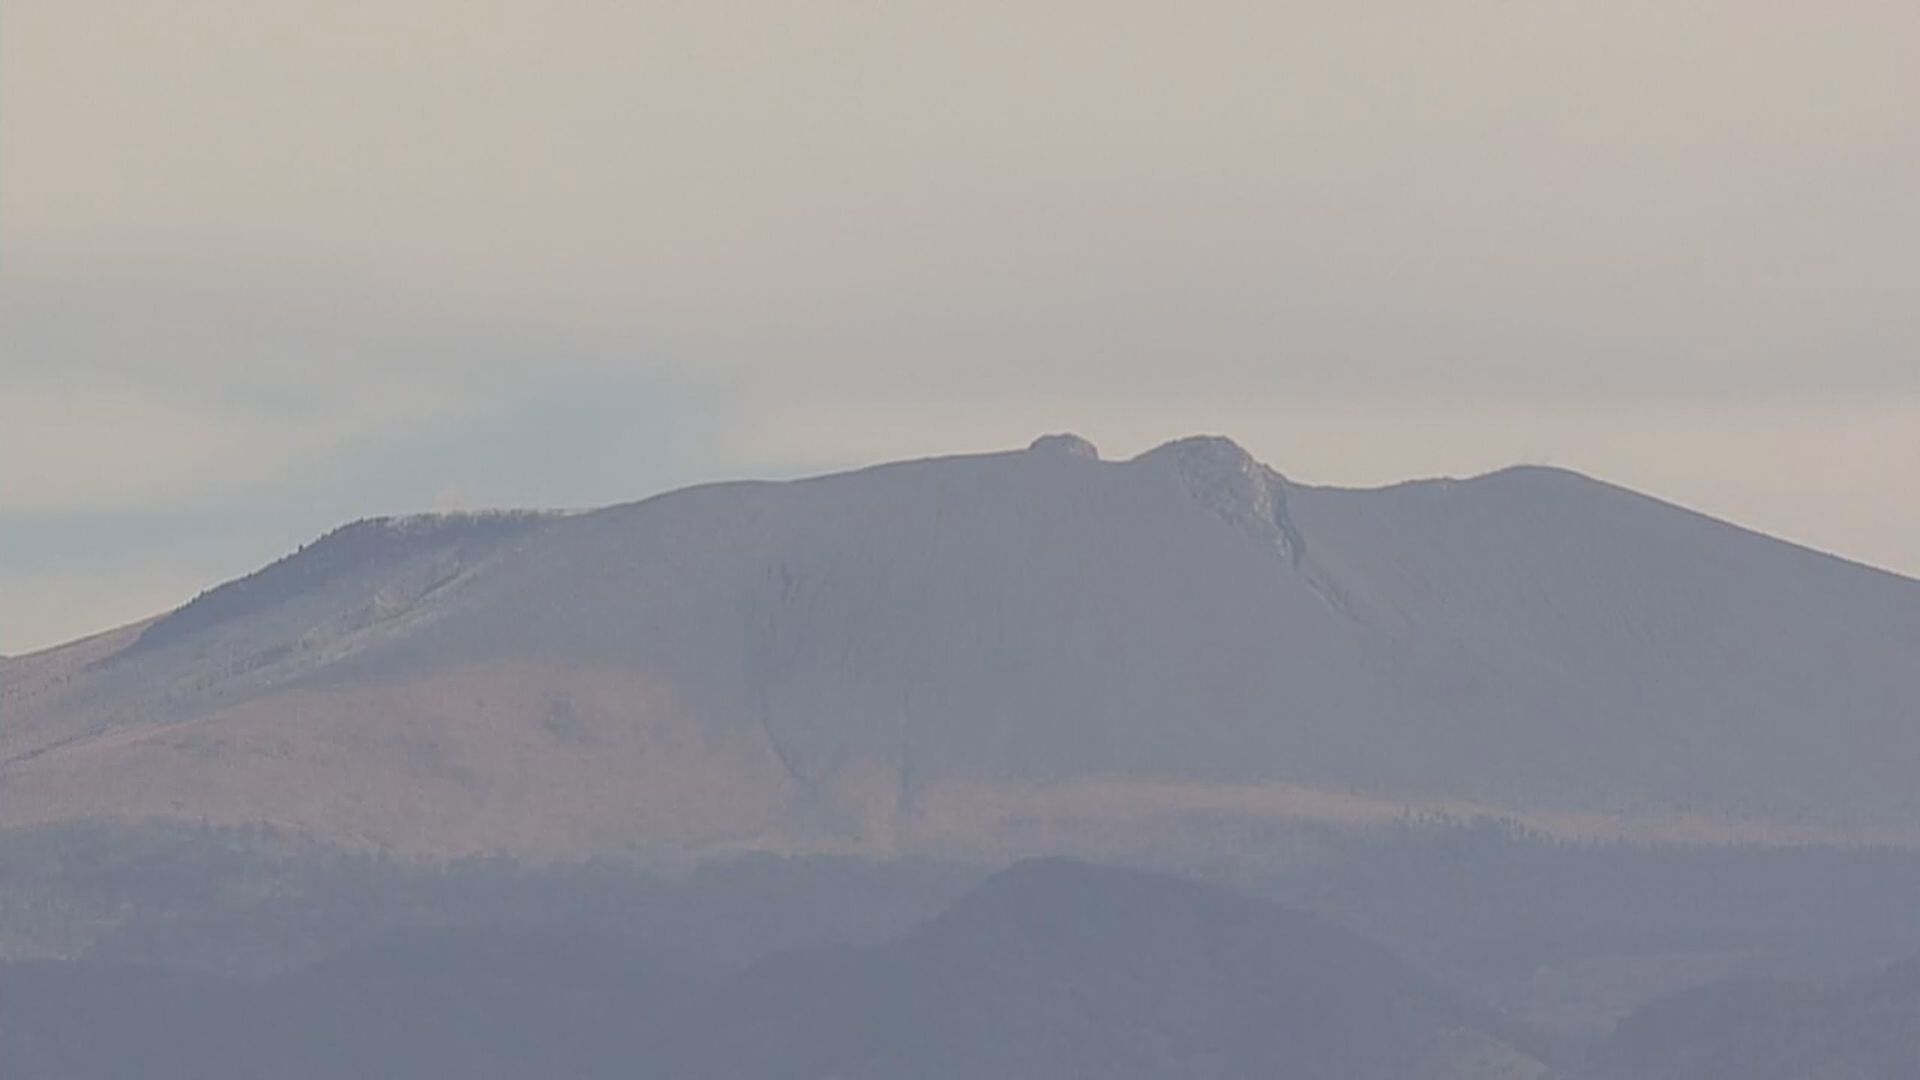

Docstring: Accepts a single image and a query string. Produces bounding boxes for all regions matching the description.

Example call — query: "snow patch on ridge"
[1135,436,1305,566]
[127,511,553,655]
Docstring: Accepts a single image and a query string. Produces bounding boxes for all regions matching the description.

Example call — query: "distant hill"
[5,434,1919,862]
[656,857,1547,1079]
[0,860,1550,1080]
[1585,958,1920,1079]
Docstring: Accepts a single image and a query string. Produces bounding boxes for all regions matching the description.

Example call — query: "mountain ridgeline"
[0,860,1553,1080]
[11,857,1914,1078]
[6,434,1918,861]
[5,434,1920,1076]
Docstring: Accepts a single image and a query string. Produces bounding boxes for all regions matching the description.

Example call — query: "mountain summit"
[5,435,1918,861]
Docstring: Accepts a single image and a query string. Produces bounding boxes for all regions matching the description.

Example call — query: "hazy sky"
[4,1,1918,654]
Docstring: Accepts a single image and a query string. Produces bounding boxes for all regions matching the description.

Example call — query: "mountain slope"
[0,860,1548,1080]
[4,434,1918,860]
[0,928,698,1080]
[657,858,1547,1079]
[1585,958,1920,1079]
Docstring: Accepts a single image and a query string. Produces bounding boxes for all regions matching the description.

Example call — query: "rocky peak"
[1134,436,1304,564]
[1026,432,1100,460]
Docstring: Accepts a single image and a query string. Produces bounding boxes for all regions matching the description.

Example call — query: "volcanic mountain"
[5,434,1918,861]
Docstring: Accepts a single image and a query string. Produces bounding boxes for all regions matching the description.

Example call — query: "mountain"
[5,434,1919,862]
[0,860,1549,1080]
[1584,958,1920,1079]
[656,858,1546,1079]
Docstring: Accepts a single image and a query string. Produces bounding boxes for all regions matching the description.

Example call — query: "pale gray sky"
[4,1,1918,654]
